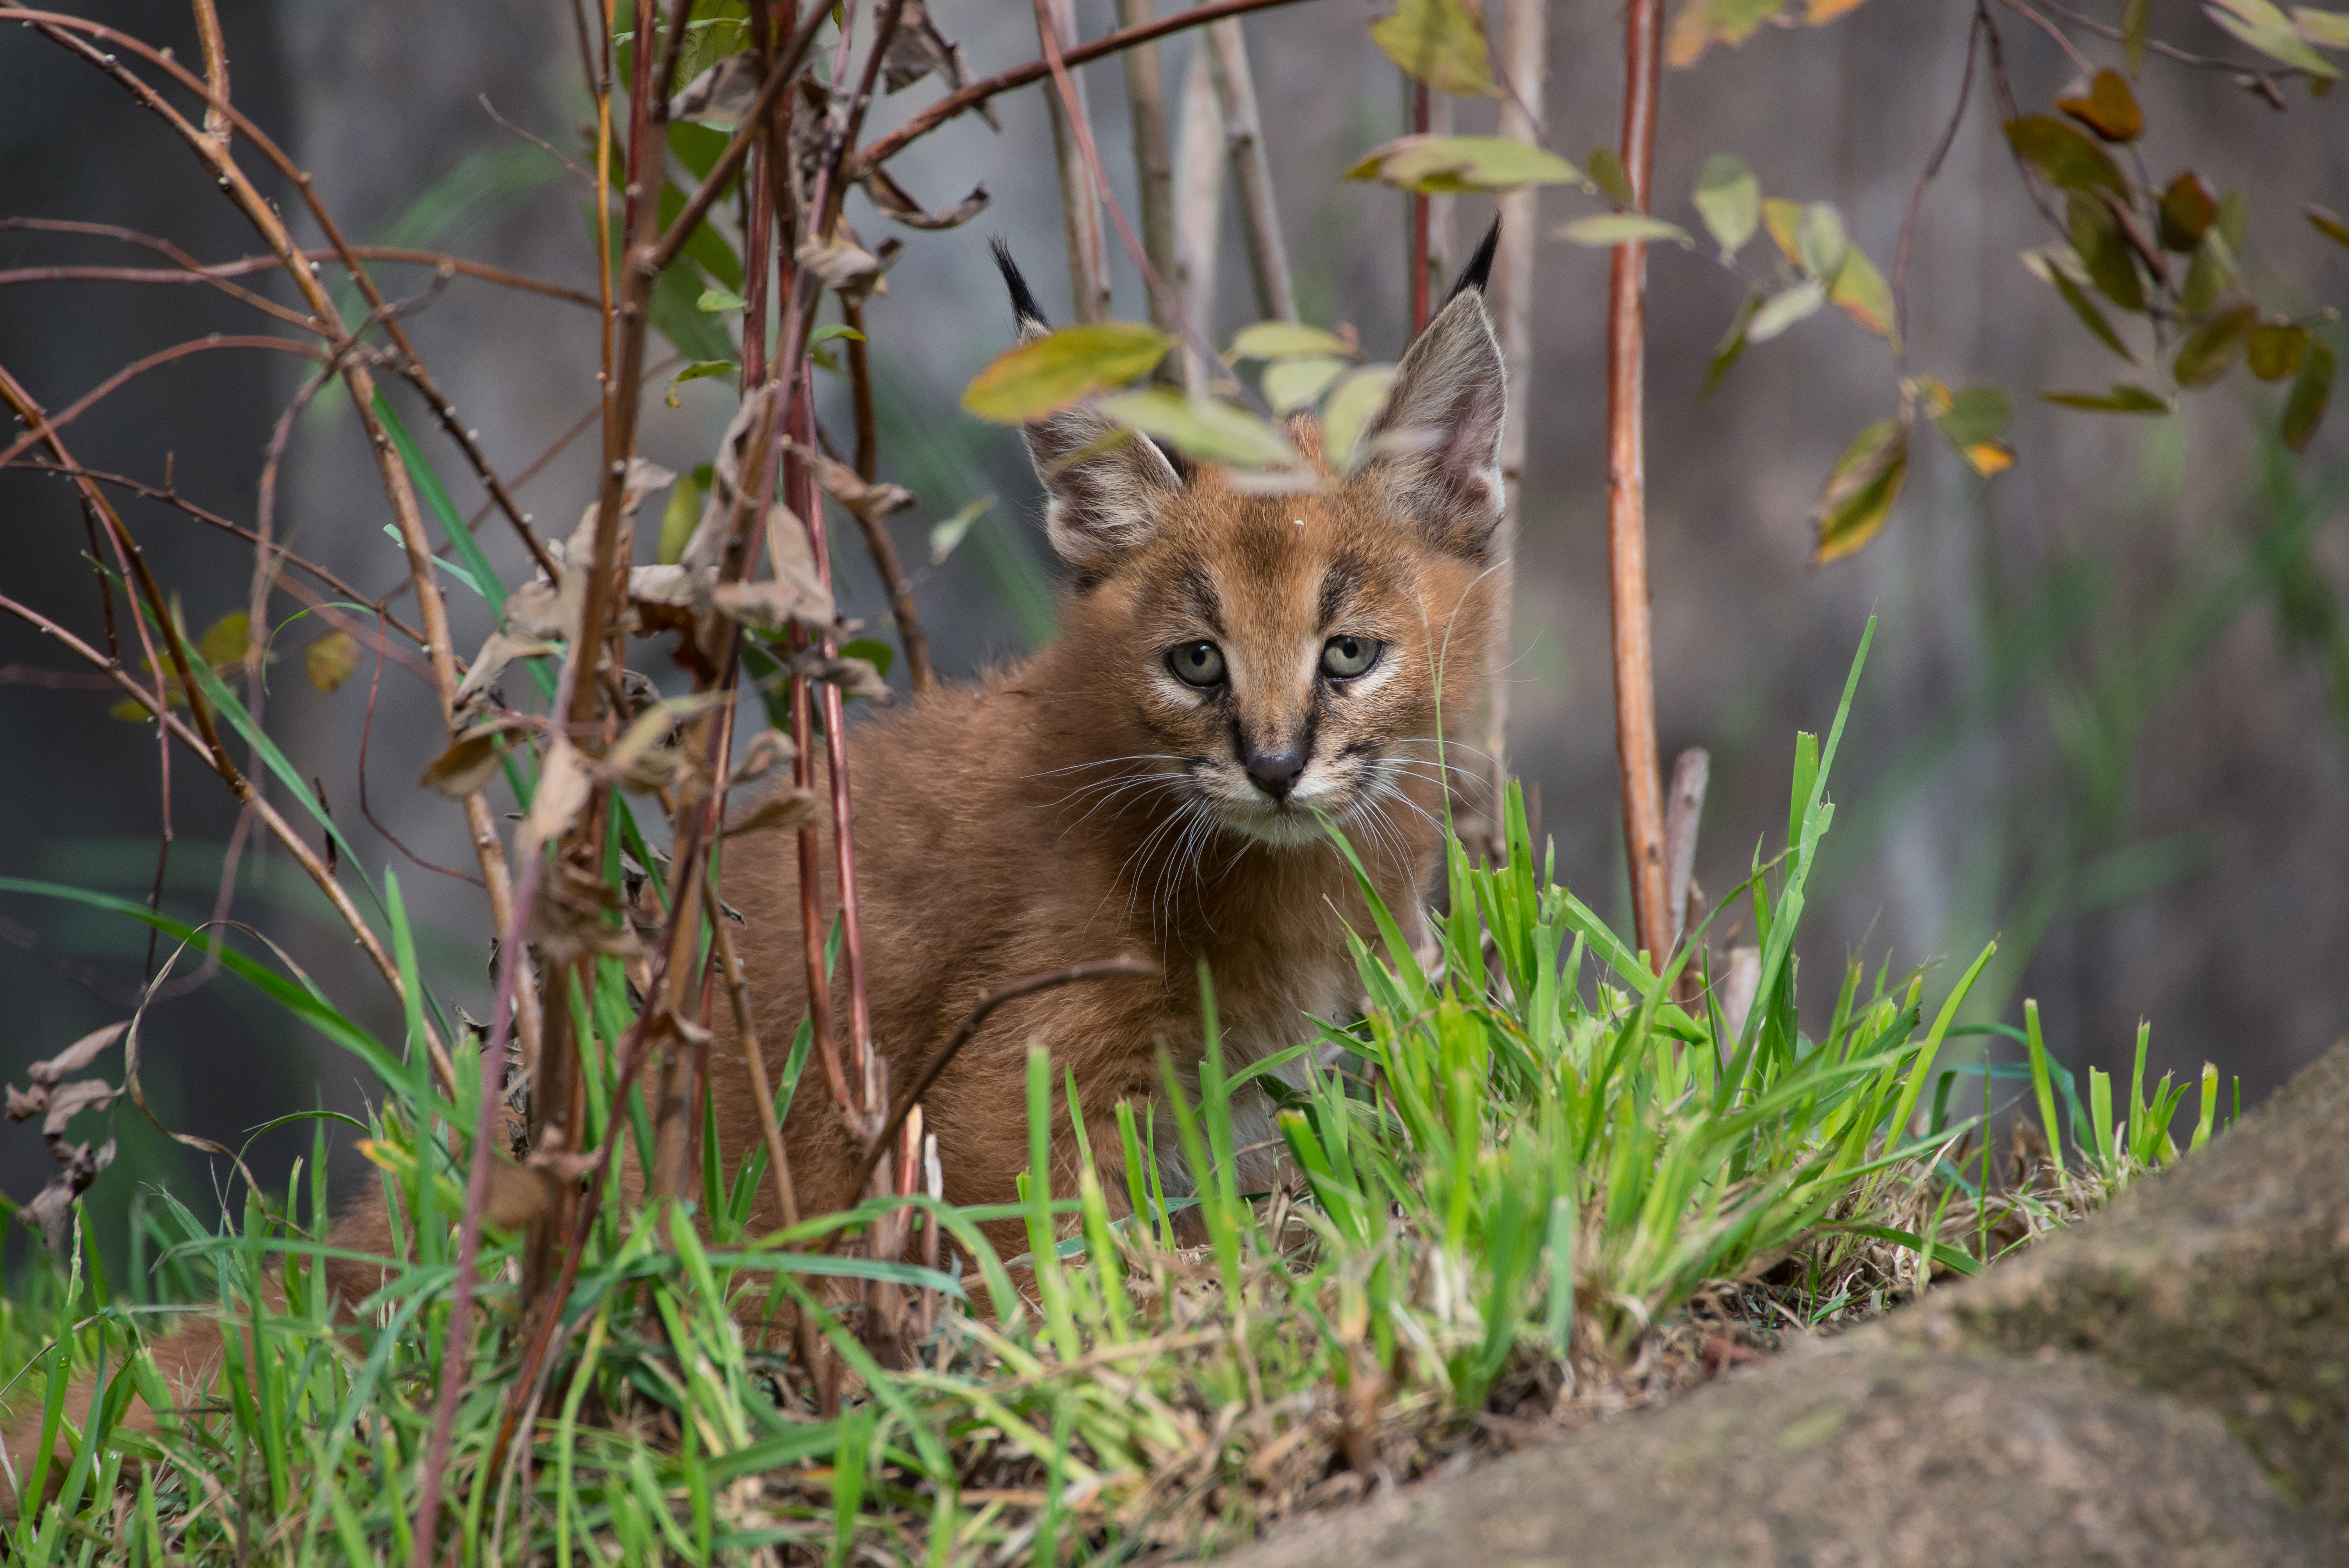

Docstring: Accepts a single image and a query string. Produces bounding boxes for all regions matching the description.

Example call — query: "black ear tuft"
[990,238,1049,332]
[1446,218,1501,303]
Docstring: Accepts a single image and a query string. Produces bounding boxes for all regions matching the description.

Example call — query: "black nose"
[1243,744,1306,802]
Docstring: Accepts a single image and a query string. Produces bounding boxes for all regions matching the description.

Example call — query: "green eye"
[1169,641,1227,687]
[1321,635,1381,679]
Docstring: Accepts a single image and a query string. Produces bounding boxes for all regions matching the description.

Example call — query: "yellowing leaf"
[1693,154,1760,255]
[2204,4,2342,73]
[1829,242,1895,343]
[961,323,1174,422]
[1962,440,2016,476]
[1935,384,2012,447]
[305,631,360,694]
[1762,197,1804,264]
[1370,0,1495,96]
[195,611,251,669]
[1555,214,1690,247]
[1806,0,1873,18]
[2173,303,2257,387]
[1665,0,1786,68]
[1811,417,1909,565]
[2057,68,2144,142]
[2295,7,2349,46]
[1227,321,1355,362]
[2004,116,2129,200]
[2042,383,2172,413]
[1262,356,1349,414]
[1344,134,1580,194]
[1096,388,1299,470]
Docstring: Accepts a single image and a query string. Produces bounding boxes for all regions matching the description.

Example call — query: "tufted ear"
[1352,277,1508,558]
[991,241,1183,575]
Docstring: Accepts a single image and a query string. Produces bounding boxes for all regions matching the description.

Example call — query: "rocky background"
[2,0,2345,1248]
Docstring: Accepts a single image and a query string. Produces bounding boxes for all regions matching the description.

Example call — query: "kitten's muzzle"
[1242,741,1307,802]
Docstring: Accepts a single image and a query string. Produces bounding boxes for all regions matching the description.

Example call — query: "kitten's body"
[2,237,1510,1495]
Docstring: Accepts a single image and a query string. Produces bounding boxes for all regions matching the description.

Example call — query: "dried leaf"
[961,323,1175,422]
[1556,214,1690,247]
[20,1139,112,1251]
[1096,388,1300,470]
[2249,323,2310,382]
[2042,383,2173,413]
[518,736,593,861]
[712,577,838,637]
[730,728,798,788]
[2173,303,2258,387]
[882,2,975,98]
[1262,356,1349,415]
[1227,322,1356,362]
[2283,338,2334,451]
[2057,68,2144,141]
[5,1083,43,1122]
[861,164,990,231]
[1747,280,1828,343]
[1811,417,1910,565]
[419,729,512,798]
[679,387,774,575]
[27,1023,129,1087]
[39,1078,119,1140]
[1371,0,1496,96]
[2159,173,2221,251]
[528,856,638,962]
[1693,154,1761,255]
[2004,116,2129,200]
[724,784,823,837]
[794,239,883,289]
[668,51,761,123]
[453,629,557,709]
[1343,134,1579,194]
[929,495,997,564]
[304,630,360,693]
[789,440,916,524]
[789,650,894,704]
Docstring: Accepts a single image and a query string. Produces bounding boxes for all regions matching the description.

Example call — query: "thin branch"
[1204,17,1297,323]
[2033,0,2315,77]
[1607,0,1672,970]
[850,959,1159,1201]
[1893,9,1984,360]
[0,335,328,472]
[854,0,1317,175]
[1116,0,1181,346]
[1038,0,1113,324]
[1174,47,1225,392]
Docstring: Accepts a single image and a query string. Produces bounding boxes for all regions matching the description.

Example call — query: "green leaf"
[1829,243,1895,343]
[2178,241,2226,316]
[1370,0,1496,96]
[2173,303,2258,387]
[1797,202,1849,281]
[838,637,895,679]
[960,322,1174,422]
[696,286,748,313]
[1761,196,1804,263]
[927,494,996,565]
[1095,388,1299,470]
[1587,145,1634,208]
[2158,171,2219,251]
[1692,153,1760,255]
[2308,203,2349,251]
[2249,323,2310,382]
[1344,134,1579,194]
[1226,321,1355,362]
[1323,365,1398,473]
[1700,290,1762,401]
[376,394,508,610]
[808,324,866,346]
[1811,417,1909,564]
[657,472,704,564]
[2056,68,2143,141]
[1262,356,1349,414]
[662,358,737,407]
[2297,6,2349,46]
[2205,4,2342,73]
[1555,213,1690,247]
[1935,385,2012,447]
[2042,383,2172,413]
[2004,115,2129,200]
[1747,279,1827,342]
[2068,195,2144,313]
[2283,338,2334,451]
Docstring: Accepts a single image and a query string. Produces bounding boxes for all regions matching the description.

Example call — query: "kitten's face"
[1075,474,1492,849]
[1021,286,1509,855]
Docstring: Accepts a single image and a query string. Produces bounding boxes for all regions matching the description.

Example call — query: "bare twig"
[1116,0,1180,348]
[851,958,1160,1201]
[0,335,328,472]
[1892,9,1984,360]
[1606,0,1672,969]
[1204,17,1296,323]
[1174,46,1226,392]
[1039,0,1113,324]
[2034,0,2314,77]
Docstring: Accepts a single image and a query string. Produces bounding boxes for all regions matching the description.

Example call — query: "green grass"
[0,629,2227,1565]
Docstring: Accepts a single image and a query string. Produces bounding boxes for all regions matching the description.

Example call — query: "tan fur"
[2,286,1509,1501]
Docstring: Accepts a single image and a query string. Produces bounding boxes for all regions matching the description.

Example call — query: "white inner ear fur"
[1021,397,1183,573]
[1355,289,1508,556]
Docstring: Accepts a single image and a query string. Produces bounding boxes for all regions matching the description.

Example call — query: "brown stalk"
[1116,0,1181,347]
[854,0,1316,176]
[1606,0,1672,970]
[850,958,1159,1203]
[0,335,328,472]
[1204,16,1297,323]
[0,242,601,311]
[1039,0,1114,324]
[839,301,934,693]
[1173,47,1225,392]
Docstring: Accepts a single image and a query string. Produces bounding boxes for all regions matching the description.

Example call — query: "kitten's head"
[1001,235,1507,850]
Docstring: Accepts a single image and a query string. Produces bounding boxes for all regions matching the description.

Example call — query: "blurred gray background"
[3,0,2344,1256]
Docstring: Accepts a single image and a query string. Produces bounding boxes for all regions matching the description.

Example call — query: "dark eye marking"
[1317,563,1362,629]
[1177,568,1223,631]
